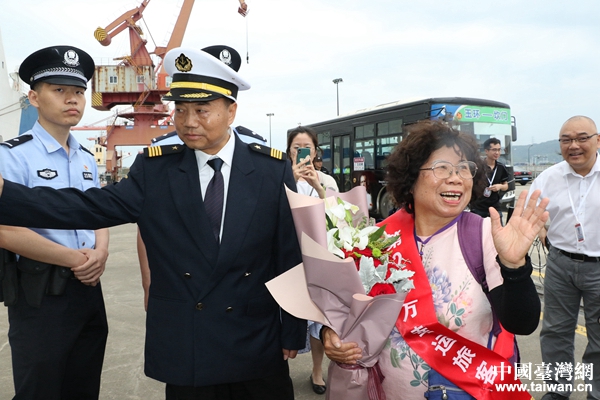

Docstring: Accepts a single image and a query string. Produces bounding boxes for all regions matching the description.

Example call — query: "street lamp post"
[527,144,534,174]
[266,113,274,145]
[332,78,343,116]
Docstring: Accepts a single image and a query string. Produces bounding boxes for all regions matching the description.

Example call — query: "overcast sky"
[1,0,600,154]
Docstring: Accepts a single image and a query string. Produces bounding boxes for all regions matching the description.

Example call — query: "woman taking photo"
[286,126,338,200]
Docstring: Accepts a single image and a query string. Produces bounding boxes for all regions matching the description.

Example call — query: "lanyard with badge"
[483,165,498,197]
[565,172,598,243]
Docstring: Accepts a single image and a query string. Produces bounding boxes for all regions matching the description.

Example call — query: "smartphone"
[296,148,312,165]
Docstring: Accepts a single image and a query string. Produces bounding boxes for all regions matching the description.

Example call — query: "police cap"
[19,45,95,89]
[234,125,267,144]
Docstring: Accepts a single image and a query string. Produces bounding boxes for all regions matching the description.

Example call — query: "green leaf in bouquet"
[368,225,387,243]
[325,213,335,231]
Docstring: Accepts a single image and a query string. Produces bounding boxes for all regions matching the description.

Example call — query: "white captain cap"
[162,46,250,103]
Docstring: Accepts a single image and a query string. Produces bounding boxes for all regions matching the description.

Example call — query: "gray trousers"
[540,247,600,399]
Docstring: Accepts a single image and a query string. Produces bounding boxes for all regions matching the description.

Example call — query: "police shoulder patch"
[0,134,33,149]
[248,143,287,161]
[79,145,94,157]
[151,131,178,144]
[143,144,185,158]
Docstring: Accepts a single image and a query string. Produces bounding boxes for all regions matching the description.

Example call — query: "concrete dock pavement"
[0,184,592,399]
[0,222,330,400]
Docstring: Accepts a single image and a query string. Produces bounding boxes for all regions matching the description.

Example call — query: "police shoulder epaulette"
[0,134,33,149]
[79,145,95,157]
[151,131,178,144]
[144,144,186,158]
[248,143,287,161]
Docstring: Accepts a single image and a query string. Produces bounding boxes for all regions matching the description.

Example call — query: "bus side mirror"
[511,116,517,142]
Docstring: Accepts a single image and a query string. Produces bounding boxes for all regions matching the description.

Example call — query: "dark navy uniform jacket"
[0,134,306,386]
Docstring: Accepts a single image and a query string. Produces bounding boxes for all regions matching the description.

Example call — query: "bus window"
[333,135,352,191]
[377,119,402,138]
[376,136,400,169]
[354,124,375,140]
[317,131,332,170]
[377,122,389,136]
[354,139,375,170]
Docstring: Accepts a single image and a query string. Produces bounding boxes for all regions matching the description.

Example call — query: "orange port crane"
[88,0,195,179]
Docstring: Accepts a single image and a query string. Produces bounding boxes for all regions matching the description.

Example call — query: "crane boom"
[154,0,195,59]
[94,0,150,47]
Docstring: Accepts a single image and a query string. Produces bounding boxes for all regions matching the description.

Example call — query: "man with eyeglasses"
[528,116,600,400]
[469,138,509,221]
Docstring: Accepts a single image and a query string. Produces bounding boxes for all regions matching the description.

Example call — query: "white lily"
[355,225,379,250]
[326,228,345,258]
[338,225,358,251]
[326,202,347,222]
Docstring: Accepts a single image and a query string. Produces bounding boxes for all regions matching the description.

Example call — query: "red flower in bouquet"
[367,282,396,297]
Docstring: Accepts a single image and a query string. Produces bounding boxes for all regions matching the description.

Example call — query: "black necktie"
[205,158,224,242]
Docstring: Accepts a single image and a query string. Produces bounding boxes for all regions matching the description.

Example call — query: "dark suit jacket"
[0,135,306,386]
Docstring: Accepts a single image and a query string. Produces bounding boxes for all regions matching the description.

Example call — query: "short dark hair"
[484,137,501,150]
[286,126,319,160]
[386,120,485,214]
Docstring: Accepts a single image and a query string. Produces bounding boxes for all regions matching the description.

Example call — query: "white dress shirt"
[529,152,600,256]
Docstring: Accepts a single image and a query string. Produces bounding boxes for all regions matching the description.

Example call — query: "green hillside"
[512,140,562,165]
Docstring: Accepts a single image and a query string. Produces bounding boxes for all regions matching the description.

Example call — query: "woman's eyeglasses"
[419,161,477,180]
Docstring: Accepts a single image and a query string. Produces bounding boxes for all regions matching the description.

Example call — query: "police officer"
[0,45,109,399]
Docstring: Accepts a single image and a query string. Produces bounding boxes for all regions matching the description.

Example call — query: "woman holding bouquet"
[322,120,548,399]
[287,126,339,394]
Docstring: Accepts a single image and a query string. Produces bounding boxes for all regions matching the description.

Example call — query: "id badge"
[575,223,585,243]
[483,187,492,197]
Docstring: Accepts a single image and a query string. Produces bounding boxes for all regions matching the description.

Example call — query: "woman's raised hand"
[489,190,549,268]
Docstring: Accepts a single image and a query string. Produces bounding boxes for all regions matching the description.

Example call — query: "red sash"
[384,210,533,400]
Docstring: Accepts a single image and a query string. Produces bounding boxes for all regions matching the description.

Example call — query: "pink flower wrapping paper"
[266,186,410,400]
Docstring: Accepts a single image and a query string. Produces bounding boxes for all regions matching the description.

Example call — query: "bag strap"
[457,212,499,336]
[457,212,487,292]
[458,212,518,363]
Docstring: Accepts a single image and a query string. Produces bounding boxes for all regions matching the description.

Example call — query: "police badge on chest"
[37,169,58,180]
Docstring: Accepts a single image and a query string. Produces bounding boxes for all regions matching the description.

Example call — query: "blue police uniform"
[0,123,98,247]
[0,44,108,400]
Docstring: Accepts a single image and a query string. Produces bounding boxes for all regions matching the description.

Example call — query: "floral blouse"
[379,217,503,400]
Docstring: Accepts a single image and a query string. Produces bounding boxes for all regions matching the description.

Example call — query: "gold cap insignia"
[175,53,193,72]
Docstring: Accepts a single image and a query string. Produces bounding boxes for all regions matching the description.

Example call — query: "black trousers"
[165,363,294,400]
[8,279,108,400]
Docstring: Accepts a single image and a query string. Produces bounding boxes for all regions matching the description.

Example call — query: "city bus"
[292,97,517,219]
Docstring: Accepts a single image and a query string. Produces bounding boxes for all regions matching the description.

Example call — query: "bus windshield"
[431,103,513,165]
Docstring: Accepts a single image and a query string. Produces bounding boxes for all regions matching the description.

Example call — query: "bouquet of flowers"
[266,186,413,400]
[325,197,414,297]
